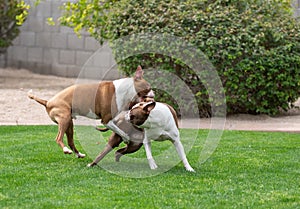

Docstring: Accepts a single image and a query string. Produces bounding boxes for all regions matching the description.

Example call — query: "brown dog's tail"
[95,127,109,132]
[28,90,48,107]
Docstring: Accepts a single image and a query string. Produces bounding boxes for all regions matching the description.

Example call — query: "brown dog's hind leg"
[115,142,143,162]
[55,118,73,155]
[65,120,86,158]
[48,105,74,155]
[87,133,122,167]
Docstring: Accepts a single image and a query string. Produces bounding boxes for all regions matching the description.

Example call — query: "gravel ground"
[1,68,300,132]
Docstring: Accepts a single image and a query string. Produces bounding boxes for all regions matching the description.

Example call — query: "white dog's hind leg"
[173,140,195,172]
[143,136,158,170]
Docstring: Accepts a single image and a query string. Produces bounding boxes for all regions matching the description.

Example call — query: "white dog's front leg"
[173,140,195,172]
[106,120,130,144]
[143,136,157,170]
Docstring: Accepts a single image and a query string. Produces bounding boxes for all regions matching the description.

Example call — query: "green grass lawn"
[1,126,299,209]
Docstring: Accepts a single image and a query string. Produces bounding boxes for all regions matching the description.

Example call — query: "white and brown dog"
[28,66,153,158]
[125,101,195,172]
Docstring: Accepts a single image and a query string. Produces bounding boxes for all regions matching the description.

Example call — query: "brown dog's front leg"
[106,120,130,144]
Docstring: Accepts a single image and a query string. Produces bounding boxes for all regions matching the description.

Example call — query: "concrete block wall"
[2,0,120,79]
[295,0,300,17]
[0,54,6,68]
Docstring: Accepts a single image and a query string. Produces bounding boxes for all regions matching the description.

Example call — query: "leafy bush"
[60,0,300,117]
[0,0,29,54]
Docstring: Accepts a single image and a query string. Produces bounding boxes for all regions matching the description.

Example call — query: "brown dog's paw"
[76,152,86,158]
[63,147,73,154]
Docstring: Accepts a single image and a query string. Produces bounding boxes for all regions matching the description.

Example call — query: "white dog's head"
[126,101,156,126]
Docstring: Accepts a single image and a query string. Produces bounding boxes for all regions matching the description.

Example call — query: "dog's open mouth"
[140,90,155,103]
[145,90,155,98]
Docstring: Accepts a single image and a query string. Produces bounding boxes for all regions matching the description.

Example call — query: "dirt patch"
[0,68,75,125]
[0,68,75,90]
[1,67,300,132]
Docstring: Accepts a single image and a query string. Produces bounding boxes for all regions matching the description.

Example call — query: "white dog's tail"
[27,89,48,107]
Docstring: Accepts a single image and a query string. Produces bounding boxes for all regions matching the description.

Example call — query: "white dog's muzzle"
[125,111,131,122]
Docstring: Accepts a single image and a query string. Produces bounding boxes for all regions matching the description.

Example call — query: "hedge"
[0,0,29,54]
[60,0,300,117]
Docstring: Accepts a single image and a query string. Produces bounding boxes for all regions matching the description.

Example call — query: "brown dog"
[28,66,153,158]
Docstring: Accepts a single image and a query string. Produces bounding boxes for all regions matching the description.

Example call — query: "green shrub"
[0,0,29,54]
[60,0,300,117]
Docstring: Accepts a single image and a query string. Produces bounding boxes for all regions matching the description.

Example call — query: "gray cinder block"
[59,50,75,65]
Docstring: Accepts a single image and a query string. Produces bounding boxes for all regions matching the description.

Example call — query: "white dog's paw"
[185,166,195,172]
[63,147,73,154]
[148,158,158,170]
[87,162,97,167]
[76,152,86,158]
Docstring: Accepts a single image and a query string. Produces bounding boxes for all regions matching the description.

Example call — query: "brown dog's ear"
[143,102,156,114]
[134,65,144,80]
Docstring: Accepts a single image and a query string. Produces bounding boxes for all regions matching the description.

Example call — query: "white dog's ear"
[134,65,144,80]
[143,102,156,114]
